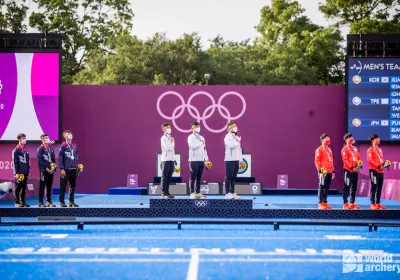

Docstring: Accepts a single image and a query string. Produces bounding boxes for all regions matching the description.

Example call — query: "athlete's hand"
[15,174,20,179]
[61,170,66,177]
[170,138,175,143]
[332,173,335,179]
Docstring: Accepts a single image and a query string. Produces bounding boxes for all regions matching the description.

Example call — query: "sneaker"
[318,203,329,209]
[189,193,197,199]
[68,203,79,208]
[161,193,175,199]
[46,202,56,208]
[38,203,47,208]
[232,193,241,200]
[322,203,333,209]
[225,193,234,199]
[196,193,207,199]
[343,202,352,210]
[370,204,379,210]
[375,203,386,210]
[14,203,22,208]
[350,203,360,210]
[60,202,68,208]
[21,203,30,208]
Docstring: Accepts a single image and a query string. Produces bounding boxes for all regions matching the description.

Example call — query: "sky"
[130,0,343,47]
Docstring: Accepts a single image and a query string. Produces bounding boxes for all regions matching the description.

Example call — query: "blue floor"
[1,194,400,209]
[1,195,400,279]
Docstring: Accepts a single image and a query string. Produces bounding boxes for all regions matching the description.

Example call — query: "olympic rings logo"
[194,200,208,207]
[156,91,247,133]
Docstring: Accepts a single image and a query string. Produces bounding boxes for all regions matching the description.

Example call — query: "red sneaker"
[375,203,386,210]
[370,204,380,210]
[325,203,333,209]
[318,203,329,209]
[350,203,360,210]
[343,203,352,210]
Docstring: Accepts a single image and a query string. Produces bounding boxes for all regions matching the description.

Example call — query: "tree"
[73,33,209,85]
[255,0,344,85]
[29,0,134,83]
[207,36,266,85]
[319,0,400,33]
[0,0,28,33]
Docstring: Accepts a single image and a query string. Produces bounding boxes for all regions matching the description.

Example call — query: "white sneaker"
[225,193,234,199]
[190,193,197,199]
[196,193,207,199]
[232,193,241,199]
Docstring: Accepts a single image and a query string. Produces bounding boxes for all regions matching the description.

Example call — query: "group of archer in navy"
[315,133,391,210]
[12,130,80,208]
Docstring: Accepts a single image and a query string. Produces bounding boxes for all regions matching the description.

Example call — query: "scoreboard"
[347,57,400,142]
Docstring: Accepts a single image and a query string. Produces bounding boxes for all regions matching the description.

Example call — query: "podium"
[150,198,253,209]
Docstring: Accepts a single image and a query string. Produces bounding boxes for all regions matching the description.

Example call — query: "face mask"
[195,127,200,133]
[166,128,172,134]
[45,139,51,144]
[21,139,27,145]
[232,127,238,133]
[325,139,331,145]
[375,140,380,145]
[67,134,73,140]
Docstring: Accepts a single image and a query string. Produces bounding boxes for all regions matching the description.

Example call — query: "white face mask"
[232,127,238,133]
[166,128,172,134]
[21,139,27,145]
[45,139,51,144]
[67,134,73,140]
[195,127,200,133]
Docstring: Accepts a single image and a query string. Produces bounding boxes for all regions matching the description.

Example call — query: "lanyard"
[18,145,27,162]
[347,145,356,161]
[324,147,332,162]
[42,144,52,162]
[374,147,383,163]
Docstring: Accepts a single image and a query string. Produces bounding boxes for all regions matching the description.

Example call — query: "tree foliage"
[319,0,400,33]
[0,0,28,33]
[29,0,134,83]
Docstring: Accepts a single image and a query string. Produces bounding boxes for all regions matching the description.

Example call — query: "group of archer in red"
[315,133,391,210]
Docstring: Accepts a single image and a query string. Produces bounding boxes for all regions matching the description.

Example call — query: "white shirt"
[224,132,242,161]
[160,134,175,162]
[188,133,209,162]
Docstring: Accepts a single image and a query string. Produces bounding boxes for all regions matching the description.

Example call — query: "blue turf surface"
[1,195,400,279]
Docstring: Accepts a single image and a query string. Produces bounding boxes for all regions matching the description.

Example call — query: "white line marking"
[1,250,399,257]
[0,236,399,241]
[325,235,365,240]
[1,258,399,263]
[40,234,68,239]
[186,252,199,280]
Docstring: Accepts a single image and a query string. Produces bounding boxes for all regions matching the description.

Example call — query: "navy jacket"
[37,144,56,172]
[12,145,30,175]
[59,142,79,170]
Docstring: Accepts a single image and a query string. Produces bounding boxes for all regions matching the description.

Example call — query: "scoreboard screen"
[347,57,400,142]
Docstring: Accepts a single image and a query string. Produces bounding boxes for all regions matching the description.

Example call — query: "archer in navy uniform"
[12,133,30,208]
[37,134,56,208]
[59,130,79,207]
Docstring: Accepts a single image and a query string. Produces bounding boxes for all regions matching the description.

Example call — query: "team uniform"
[188,133,208,196]
[160,133,175,196]
[224,132,242,197]
[37,144,56,206]
[59,141,79,206]
[341,144,361,206]
[367,146,385,207]
[12,145,30,207]
[314,145,335,206]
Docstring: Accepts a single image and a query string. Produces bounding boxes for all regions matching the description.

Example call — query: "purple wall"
[1,85,399,194]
